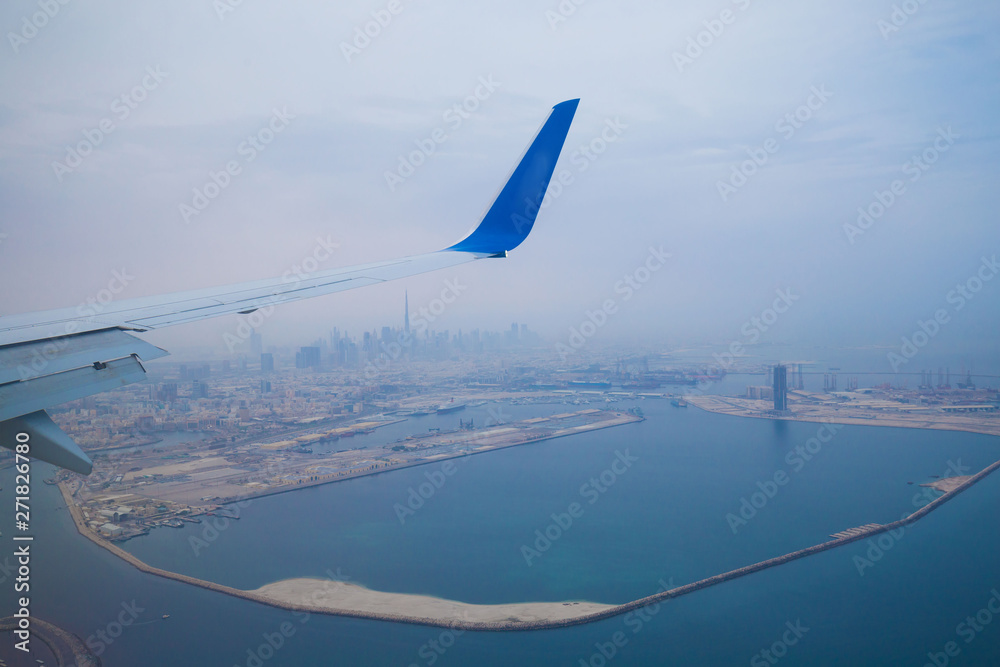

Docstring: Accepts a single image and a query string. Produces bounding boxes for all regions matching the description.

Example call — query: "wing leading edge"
[0,99,580,474]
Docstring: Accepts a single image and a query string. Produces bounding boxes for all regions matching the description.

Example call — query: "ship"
[671,398,688,408]
[568,380,612,390]
[436,402,467,414]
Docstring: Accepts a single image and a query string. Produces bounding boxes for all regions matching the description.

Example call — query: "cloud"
[1,0,998,354]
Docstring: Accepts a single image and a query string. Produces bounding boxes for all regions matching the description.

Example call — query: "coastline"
[161,410,644,506]
[684,394,1000,437]
[57,449,1000,631]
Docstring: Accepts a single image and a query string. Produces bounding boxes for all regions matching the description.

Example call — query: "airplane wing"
[0,99,580,474]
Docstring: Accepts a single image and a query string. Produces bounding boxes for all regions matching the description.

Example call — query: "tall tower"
[404,291,410,334]
[249,331,262,357]
[773,364,788,412]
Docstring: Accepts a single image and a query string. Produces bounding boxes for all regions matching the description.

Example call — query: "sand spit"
[921,476,973,493]
[57,445,1000,632]
[252,579,613,624]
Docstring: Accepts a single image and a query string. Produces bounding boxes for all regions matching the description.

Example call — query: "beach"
[251,579,614,624]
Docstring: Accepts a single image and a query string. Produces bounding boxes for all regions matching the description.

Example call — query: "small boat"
[162,614,170,619]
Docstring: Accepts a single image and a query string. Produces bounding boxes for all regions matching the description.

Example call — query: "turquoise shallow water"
[3,399,1000,666]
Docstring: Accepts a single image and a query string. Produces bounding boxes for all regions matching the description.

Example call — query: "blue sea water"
[2,398,1000,666]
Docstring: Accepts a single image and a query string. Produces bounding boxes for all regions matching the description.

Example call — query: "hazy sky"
[1,1,998,362]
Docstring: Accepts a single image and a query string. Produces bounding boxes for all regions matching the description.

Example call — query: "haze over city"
[2,2,997,359]
[3,2,1000,666]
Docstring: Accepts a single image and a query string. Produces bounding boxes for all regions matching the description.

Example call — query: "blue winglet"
[447,99,580,255]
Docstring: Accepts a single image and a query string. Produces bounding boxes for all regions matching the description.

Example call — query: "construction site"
[58,407,643,542]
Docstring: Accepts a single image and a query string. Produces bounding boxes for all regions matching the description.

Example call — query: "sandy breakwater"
[57,453,1000,631]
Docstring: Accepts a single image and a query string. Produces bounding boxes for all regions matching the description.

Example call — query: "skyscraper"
[295,346,321,369]
[250,331,262,357]
[773,364,788,412]
[260,352,274,373]
[404,291,410,334]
